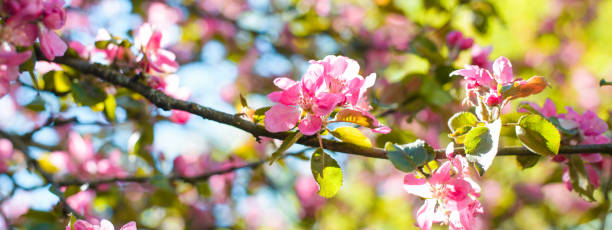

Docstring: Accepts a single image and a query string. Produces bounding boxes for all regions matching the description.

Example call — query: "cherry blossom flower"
[72,219,137,230]
[135,23,179,74]
[42,0,67,30]
[265,55,388,135]
[0,43,32,96]
[446,30,473,51]
[404,143,482,230]
[451,56,546,107]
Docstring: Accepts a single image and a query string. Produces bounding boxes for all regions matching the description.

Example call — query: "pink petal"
[68,132,94,163]
[99,220,115,230]
[541,98,557,117]
[267,91,283,103]
[264,104,300,133]
[416,199,437,230]
[585,164,600,189]
[492,56,513,84]
[403,174,433,198]
[39,29,67,60]
[73,220,95,230]
[298,114,322,136]
[312,92,343,116]
[273,77,296,90]
[562,167,572,191]
[430,161,452,185]
[119,221,138,230]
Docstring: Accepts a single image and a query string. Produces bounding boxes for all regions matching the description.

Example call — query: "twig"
[0,130,85,219]
[47,56,612,160]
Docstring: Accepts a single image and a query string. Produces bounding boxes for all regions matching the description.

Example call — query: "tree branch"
[55,152,302,187]
[48,56,612,159]
[0,130,85,219]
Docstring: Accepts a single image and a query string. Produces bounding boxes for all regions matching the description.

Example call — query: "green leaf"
[253,106,271,124]
[500,112,524,137]
[384,139,435,173]
[515,114,560,156]
[568,156,596,201]
[447,112,478,144]
[310,148,343,198]
[63,185,81,197]
[334,109,376,128]
[104,94,116,122]
[26,95,46,111]
[516,155,540,170]
[269,131,302,165]
[94,40,112,49]
[196,181,211,198]
[331,127,372,148]
[71,81,107,106]
[464,119,501,176]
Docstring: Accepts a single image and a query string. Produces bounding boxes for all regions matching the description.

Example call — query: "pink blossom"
[42,0,66,30]
[0,138,13,173]
[66,190,95,217]
[446,30,473,50]
[135,23,179,74]
[1,17,39,46]
[0,44,32,96]
[72,219,137,230]
[173,154,206,177]
[39,28,67,60]
[471,45,492,69]
[2,0,43,20]
[68,132,95,163]
[404,144,482,230]
[264,55,387,135]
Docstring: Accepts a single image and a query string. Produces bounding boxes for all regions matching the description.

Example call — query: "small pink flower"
[39,28,67,60]
[471,45,492,69]
[66,190,95,217]
[1,17,39,46]
[68,132,95,163]
[446,31,463,47]
[42,0,66,30]
[404,144,482,230]
[265,55,388,135]
[135,23,179,74]
[73,219,137,230]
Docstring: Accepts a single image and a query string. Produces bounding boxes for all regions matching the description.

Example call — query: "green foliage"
[464,119,501,176]
[515,114,560,156]
[448,112,478,144]
[568,156,596,201]
[71,81,107,106]
[515,155,540,169]
[311,148,343,198]
[269,131,302,165]
[331,127,372,148]
[384,140,435,173]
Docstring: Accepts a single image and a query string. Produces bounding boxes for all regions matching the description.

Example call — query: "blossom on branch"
[264,55,388,135]
[404,143,483,230]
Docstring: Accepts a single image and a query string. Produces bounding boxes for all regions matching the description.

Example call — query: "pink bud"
[458,38,474,50]
[446,30,463,46]
[43,8,66,30]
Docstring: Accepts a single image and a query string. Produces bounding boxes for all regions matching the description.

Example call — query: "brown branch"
[48,56,612,159]
[0,130,85,219]
[55,152,302,187]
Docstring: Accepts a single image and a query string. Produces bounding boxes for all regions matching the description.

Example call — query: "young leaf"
[104,94,117,122]
[26,95,46,111]
[516,155,540,170]
[384,139,435,173]
[335,109,375,128]
[253,106,271,124]
[447,112,478,144]
[331,127,372,148]
[269,132,302,165]
[448,112,478,132]
[568,156,596,201]
[464,119,501,176]
[515,114,560,156]
[71,81,107,106]
[310,148,343,198]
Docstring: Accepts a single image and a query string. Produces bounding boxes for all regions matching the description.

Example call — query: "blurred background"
[1,0,611,229]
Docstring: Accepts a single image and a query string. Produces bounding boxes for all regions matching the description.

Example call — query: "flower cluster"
[264,55,389,135]
[404,143,483,230]
[521,99,610,191]
[451,56,547,108]
[39,132,127,179]
[0,0,68,96]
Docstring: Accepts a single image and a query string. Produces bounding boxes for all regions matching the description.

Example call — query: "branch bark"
[49,56,612,159]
